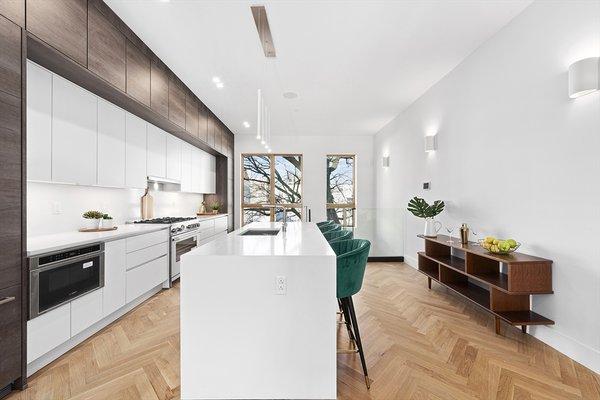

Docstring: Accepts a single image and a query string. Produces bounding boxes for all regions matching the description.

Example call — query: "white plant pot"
[424,218,442,237]
[102,219,114,229]
[83,218,101,230]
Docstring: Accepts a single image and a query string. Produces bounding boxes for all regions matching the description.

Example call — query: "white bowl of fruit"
[478,236,520,255]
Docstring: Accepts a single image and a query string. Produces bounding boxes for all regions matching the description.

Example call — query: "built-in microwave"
[29,243,105,319]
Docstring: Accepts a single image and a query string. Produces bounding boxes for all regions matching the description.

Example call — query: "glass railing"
[332,208,404,258]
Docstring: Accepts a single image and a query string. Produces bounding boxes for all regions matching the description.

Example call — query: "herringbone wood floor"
[8,262,600,399]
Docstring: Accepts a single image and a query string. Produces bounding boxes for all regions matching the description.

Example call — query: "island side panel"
[180,254,337,400]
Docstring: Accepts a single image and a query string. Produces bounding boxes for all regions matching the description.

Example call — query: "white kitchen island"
[180,222,337,400]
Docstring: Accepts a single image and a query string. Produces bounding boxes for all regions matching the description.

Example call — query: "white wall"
[28,182,204,236]
[374,0,600,372]
[234,134,375,225]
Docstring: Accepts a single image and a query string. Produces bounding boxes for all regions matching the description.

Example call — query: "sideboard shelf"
[417,234,554,334]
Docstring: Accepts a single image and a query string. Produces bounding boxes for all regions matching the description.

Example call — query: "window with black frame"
[326,154,356,227]
[242,154,302,226]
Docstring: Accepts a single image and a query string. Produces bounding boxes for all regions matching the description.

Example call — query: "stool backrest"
[323,229,353,243]
[330,239,371,298]
[320,223,341,234]
[316,220,333,228]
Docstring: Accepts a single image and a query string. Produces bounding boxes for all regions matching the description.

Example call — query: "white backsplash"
[27,182,204,236]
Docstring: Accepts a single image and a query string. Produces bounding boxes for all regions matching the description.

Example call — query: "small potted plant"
[101,214,114,229]
[82,210,104,230]
[210,201,221,214]
[407,197,445,237]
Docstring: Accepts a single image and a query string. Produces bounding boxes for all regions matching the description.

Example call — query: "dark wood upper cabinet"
[26,0,88,66]
[0,0,24,27]
[168,75,186,128]
[198,101,209,143]
[214,122,222,152]
[126,41,150,106]
[150,61,169,118]
[0,15,21,98]
[88,2,126,91]
[207,111,216,147]
[185,91,199,137]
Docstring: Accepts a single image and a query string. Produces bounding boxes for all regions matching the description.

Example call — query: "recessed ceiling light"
[212,76,221,83]
[216,82,224,89]
[283,91,298,99]
[243,121,250,128]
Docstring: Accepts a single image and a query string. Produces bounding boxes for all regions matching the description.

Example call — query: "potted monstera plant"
[407,197,445,237]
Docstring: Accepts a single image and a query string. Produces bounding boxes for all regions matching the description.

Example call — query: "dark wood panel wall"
[0,0,235,395]
[0,12,24,395]
[20,0,234,225]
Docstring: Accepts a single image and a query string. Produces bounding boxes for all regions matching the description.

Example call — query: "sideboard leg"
[495,317,501,334]
[521,325,527,334]
[427,277,432,289]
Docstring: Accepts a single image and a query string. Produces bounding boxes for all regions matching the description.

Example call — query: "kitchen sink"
[239,229,281,236]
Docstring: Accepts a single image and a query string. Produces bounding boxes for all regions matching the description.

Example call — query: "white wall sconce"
[382,155,390,167]
[425,134,437,153]
[568,57,599,98]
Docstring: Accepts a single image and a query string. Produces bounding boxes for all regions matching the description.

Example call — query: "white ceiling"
[105,0,532,137]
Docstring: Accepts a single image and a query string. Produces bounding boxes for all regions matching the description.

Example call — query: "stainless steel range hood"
[147,176,181,192]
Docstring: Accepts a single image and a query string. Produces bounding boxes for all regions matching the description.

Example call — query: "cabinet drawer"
[126,255,168,302]
[126,229,168,253]
[71,289,103,336]
[27,302,70,363]
[0,285,21,386]
[126,241,168,270]
[198,219,215,230]
[214,216,228,233]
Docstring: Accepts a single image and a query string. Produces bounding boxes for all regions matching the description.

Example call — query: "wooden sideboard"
[417,234,553,334]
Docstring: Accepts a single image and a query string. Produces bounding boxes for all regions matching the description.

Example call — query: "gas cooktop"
[133,217,196,224]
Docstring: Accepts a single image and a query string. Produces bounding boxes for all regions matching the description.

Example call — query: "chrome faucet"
[265,205,287,232]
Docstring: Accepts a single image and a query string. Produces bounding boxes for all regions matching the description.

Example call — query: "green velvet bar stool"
[323,229,353,244]
[316,220,333,228]
[319,223,341,234]
[331,239,371,389]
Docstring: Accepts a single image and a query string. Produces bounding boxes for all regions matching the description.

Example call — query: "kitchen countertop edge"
[27,224,171,257]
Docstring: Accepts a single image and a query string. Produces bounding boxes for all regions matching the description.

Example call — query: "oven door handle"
[172,230,199,242]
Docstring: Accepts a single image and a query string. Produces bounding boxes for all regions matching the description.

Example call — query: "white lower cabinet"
[126,255,168,302]
[27,230,170,368]
[126,242,169,271]
[27,303,71,363]
[71,289,103,337]
[103,239,127,317]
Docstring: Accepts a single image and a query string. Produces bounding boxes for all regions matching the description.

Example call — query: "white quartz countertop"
[188,221,335,257]
[27,224,170,257]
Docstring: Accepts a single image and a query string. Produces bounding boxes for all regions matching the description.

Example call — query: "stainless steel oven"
[170,230,198,281]
[29,243,105,319]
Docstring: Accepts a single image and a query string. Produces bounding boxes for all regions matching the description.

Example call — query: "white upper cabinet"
[52,75,98,185]
[166,135,182,181]
[201,153,216,194]
[27,61,52,182]
[147,124,166,178]
[97,100,126,187]
[180,142,192,192]
[125,114,147,189]
[191,147,202,193]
